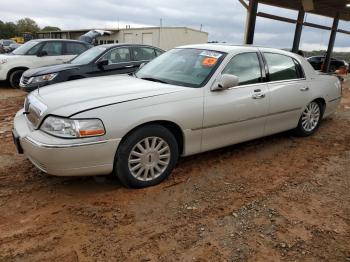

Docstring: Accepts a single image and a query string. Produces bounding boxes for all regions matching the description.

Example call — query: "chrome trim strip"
[328,97,341,103]
[24,136,109,148]
[192,107,301,131]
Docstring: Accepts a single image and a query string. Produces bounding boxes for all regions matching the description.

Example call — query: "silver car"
[12,44,341,188]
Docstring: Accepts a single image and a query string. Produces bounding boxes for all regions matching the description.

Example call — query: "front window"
[70,46,107,64]
[222,52,262,86]
[12,41,40,55]
[136,48,225,88]
[100,47,131,64]
[41,42,63,56]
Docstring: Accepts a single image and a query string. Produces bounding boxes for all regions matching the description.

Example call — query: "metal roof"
[258,0,350,21]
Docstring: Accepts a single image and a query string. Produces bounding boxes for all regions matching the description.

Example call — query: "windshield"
[135,48,225,88]
[70,46,107,64]
[12,41,40,55]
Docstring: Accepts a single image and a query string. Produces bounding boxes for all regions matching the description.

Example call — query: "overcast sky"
[1,0,349,51]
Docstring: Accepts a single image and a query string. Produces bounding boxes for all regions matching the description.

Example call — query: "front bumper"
[13,109,120,176]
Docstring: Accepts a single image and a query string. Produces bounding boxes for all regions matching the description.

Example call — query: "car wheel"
[9,70,24,88]
[114,125,179,188]
[295,101,323,137]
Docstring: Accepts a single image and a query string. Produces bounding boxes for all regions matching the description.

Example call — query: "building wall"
[37,27,208,50]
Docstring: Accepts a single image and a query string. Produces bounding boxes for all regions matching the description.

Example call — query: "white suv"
[0,39,91,87]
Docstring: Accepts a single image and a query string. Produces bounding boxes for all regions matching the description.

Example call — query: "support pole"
[323,13,339,73]
[292,8,305,53]
[244,0,258,44]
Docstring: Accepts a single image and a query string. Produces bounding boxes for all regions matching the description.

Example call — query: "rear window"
[65,42,88,55]
[133,47,156,61]
[264,53,303,82]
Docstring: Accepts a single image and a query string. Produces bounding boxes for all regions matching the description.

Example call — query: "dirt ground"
[0,78,349,262]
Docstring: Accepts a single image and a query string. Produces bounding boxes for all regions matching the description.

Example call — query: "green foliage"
[16,18,40,34]
[0,18,61,39]
[41,26,61,32]
[0,20,18,39]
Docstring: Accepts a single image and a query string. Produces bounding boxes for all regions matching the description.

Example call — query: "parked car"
[0,39,16,53]
[13,44,341,188]
[0,39,91,88]
[20,44,164,92]
[8,43,22,52]
[307,56,349,72]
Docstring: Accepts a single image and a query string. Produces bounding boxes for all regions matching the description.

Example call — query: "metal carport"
[239,0,350,72]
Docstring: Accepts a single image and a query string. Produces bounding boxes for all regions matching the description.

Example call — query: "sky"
[0,0,349,51]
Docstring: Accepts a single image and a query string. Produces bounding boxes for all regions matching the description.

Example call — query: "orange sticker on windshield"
[202,57,218,67]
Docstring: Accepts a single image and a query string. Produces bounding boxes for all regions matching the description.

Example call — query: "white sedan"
[12,44,341,188]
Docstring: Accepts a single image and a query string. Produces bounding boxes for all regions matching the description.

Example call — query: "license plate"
[12,129,23,154]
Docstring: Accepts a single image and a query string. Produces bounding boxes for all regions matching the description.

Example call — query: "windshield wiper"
[140,77,169,84]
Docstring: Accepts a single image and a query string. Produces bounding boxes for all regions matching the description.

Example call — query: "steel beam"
[323,13,339,73]
[292,8,305,53]
[245,0,259,44]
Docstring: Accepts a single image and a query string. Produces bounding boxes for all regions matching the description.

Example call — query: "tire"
[329,65,337,73]
[9,70,24,88]
[294,101,323,137]
[114,124,179,188]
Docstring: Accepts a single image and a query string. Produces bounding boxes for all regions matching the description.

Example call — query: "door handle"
[124,65,134,68]
[300,86,309,91]
[252,93,265,99]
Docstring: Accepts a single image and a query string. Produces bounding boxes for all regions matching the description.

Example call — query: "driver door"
[202,52,269,152]
[35,41,65,67]
[89,47,135,77]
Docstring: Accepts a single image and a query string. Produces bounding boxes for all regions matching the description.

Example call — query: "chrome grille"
[24,95,47,127]
[26,104,41,126]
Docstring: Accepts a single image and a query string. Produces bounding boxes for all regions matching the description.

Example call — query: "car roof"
[32,39,89,44]
[177,43,301,58]
[97,43,164,50]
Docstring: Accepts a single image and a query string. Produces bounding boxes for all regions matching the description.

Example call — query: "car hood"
[23,63,81,77]
[0,53,25,61]
[32,75,189,117]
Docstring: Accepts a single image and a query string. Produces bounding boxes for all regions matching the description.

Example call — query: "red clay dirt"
[0,79,349,261]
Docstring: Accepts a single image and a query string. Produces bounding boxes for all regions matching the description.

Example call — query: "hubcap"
[128,137,171,181]
[301,102,320,132]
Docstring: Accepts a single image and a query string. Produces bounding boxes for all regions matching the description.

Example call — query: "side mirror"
[97,59,109,69]
[37,50,48,57]
[211,74,239,91]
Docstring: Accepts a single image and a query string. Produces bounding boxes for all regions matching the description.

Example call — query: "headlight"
[32,73,58,84]
[0,58,8,64]
[40,116,105,138]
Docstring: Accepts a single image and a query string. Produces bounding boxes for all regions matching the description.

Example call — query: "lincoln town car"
[12,44,341,188]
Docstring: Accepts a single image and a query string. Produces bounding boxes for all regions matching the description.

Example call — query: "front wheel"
[295,101,323,136]
[114,125,179,188]
[9,70,24,88]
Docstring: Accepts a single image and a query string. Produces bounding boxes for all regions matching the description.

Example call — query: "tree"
[0,22,18,38]
[16,17,40,34]
[41,26,61,32]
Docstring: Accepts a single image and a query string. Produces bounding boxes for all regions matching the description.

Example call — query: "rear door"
[262,51,311,135]
[132,46,158,68]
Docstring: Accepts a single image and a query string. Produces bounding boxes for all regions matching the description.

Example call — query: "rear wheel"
[295,101,323,136]
[9,70,24,88]
[114,125,179,188]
